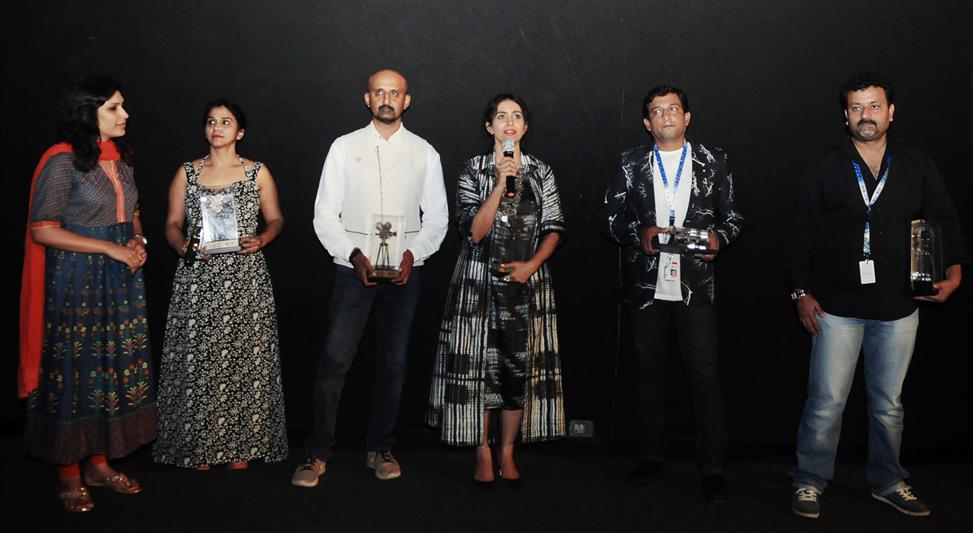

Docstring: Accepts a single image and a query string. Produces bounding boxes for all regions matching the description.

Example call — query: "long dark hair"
[57,74,133,172]
[482,93,532,152]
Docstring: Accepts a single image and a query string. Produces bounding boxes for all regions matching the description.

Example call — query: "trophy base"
[910,280,939,297]
[368,268,399,283]
[201,238,241,255]
[658,243,716,255]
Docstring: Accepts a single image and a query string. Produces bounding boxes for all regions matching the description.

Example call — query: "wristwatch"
[790,289,808,301]
[133,234,148,246]
[348,248,362,262]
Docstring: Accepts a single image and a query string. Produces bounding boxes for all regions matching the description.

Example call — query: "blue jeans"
[790,309,918,494]
[305,266,421,461]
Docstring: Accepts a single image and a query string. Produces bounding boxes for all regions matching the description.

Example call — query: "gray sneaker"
[291,459,326,488]
[791,487,821,518]
[366,450,401,480]
[872,484,930,516]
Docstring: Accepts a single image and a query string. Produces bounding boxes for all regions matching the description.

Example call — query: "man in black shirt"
[789,73,969,519]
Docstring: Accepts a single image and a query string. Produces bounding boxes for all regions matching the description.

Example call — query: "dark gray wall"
[3,1,971,452]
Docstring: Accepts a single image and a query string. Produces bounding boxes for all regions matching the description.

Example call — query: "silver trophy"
[658,226,715,255]
[910,219,942,296]
[199,193,241,255]
[366,213,404,282]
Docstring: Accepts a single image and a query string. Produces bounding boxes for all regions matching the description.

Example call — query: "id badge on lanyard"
[662,253,680,281]
[852,155,890,285]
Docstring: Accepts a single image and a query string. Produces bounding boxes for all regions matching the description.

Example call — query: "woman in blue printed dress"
[153,99,288,471]
[19,74,157,512]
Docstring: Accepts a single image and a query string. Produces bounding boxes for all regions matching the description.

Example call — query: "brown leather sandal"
[84,471,141,494]
[59,486,94,512]
[228,461,249,471]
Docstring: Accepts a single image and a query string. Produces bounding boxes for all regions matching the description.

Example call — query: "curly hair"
[57,74,133,172]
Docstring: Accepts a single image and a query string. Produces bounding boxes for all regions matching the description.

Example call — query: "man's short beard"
[851,122,881,141]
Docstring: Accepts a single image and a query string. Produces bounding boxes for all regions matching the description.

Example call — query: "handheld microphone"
[502,138,515,158]
[502,139,516,198]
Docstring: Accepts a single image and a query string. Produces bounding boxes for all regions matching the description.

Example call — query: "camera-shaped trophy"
[910,219,942,296]
[658,226,715,255]
[366,213,404,282]
[199,192,241,255]
[183,224,201,265]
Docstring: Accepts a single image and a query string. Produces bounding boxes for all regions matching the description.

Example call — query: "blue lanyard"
[851,154,891,257]
[652,143,688,226]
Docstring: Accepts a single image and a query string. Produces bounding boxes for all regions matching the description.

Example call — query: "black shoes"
[702,473,728,503]
[499,475,523,490]
[473,478,496,492]
[627,459,727,503]
[626,459,663,486]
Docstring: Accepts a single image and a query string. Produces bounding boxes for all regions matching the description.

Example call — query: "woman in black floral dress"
[153,99,288,470]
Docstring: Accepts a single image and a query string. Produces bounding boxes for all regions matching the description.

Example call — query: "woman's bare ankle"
[60,476,83,491]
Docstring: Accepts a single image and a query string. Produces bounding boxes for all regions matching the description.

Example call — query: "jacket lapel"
[636,146,657,222]
[685,142,711,222]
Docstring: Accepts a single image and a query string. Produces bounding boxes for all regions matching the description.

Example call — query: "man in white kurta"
[293,70,448,487]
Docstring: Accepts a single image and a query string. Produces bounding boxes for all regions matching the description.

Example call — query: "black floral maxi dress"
[153,160,287,467]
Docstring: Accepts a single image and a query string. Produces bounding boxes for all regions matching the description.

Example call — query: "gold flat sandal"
[84,472,141,494]
[59,486,94,512]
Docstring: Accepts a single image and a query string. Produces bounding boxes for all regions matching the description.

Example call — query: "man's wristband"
[348,248,362,262]
[790,289,808,301]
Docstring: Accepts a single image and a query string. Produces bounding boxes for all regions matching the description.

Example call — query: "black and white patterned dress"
[427,153,566,446]
[153,159,288,467]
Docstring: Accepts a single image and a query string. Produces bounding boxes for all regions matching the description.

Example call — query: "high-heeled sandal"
[59,486,95,512]
[228,461,249,471]
[498,473,523,489]
[195,464,211,472]
[84,471,141,494]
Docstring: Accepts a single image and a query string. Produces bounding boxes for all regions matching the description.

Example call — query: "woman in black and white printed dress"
[428,94,566,487]
[153,99,287,470]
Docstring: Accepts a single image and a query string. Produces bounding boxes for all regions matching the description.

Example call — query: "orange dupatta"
[17,141,122,398]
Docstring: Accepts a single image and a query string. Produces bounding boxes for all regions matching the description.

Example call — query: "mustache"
[857,118,877,127]
[378,105,395,113]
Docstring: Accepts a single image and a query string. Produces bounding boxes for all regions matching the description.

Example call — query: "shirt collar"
[841,135,898,160]
[368,120,408,145]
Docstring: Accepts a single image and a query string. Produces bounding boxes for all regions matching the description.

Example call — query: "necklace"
[198,153,247,182]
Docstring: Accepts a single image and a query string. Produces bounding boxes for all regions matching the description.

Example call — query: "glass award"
[489,187,534,276]
[365,213,404,282]
[658,225,715,255]
[910,219,942,296]
[199,192,241,255]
